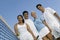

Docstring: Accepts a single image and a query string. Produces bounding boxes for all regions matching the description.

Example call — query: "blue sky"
[0,0,60,31]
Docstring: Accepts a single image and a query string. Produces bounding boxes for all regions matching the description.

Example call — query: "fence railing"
[0,16,19,40]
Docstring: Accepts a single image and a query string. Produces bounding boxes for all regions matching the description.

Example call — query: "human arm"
[42,20,52,32]
[54,12,60,21]
[42,20,53,40]
[48,7,60,21]
[14,24,19,36]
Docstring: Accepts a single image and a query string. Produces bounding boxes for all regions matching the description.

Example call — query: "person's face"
[31,12,37,18]
[18,16,23,23]
[24,13,28,19]
[38,6,44,12]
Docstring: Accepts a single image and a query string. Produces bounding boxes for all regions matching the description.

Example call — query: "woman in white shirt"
[14,15,36,40]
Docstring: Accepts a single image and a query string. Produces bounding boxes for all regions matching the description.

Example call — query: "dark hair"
[23,11,28,16]
[17,15,24,23]
[36,4,42,9]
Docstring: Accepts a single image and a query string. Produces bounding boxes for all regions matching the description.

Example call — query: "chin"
[26,18,28,19]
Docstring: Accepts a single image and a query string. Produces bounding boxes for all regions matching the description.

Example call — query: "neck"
[25,18,28,19]
[34,17,37,19]
[42,8,45,13]
[34,17,37,20]
[18,22,23,24]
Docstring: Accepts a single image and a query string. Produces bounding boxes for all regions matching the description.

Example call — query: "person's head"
[31,11,37,19]
[36,4,44,12]
[17,15,24,23]
[23,11,29,19]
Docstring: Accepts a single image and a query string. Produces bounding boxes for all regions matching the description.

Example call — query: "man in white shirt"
[36,4,60,40]
[22,11,39,40]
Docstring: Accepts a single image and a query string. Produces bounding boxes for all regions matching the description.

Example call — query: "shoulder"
[25,23,29,28]
[28,19,32,21]
[28,19,31,20]
[25,23,28,26]
[38,15,44,21]
[46,7,55,11]
[14,23,18,27]
[46,7,52,9]
[25,19,32,21]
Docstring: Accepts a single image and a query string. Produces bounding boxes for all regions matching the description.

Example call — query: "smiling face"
[37,6,44,12]
[17,15,23,23]
[24,13,28,19]
[31,12,37,18]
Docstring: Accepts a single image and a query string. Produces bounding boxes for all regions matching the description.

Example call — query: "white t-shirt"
[25,19,39,37]
[43,7,60,38]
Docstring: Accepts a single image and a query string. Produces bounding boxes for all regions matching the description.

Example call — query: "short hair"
[17,15,24,23]
[36,4,42,9]
[23,11,28,16]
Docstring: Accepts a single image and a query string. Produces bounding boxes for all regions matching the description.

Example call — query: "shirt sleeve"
[48,7,56,14]
[54,26,60,33]
[39,15,45,21]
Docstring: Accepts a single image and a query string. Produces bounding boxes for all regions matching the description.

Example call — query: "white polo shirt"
[42,7,60,38]
[25,19,39,37]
